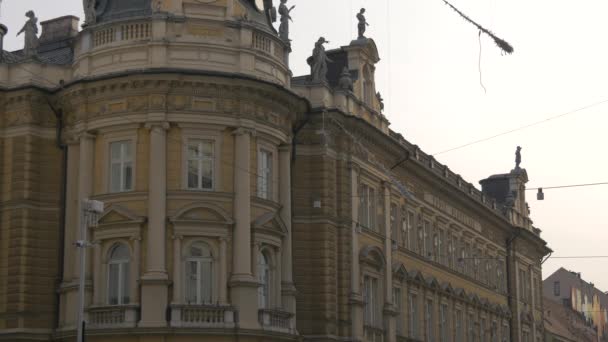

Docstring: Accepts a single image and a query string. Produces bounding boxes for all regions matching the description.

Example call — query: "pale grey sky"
[3,0,608,289]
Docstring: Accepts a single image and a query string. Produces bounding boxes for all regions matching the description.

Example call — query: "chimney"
[0,24,6,62]
[38,15,79,47]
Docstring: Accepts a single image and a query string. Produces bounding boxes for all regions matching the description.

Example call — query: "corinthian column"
[139,122,169,328]
[229,127,260,330]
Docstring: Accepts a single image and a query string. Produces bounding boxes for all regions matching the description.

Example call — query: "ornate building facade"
[0,1,550,342]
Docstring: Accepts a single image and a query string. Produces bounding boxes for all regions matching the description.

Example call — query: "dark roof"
[2,46,73,66]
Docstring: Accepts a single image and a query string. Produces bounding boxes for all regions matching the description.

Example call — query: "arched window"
[257,250,271,309]
[185,242,214,304]
[108,244,130,305]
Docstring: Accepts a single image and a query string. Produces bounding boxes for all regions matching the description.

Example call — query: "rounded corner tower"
[74,0,291,87]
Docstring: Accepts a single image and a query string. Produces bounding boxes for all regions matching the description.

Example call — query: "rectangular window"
[364,276,379,327]
[110,141,133,192]
[407,211,416,251]
[258,149,273,199]
[440,304,448,342]
[394,287,403,336]
[502,323,510,342]
[359,184,376,230]
[409,293,419,339]
[492,321,498,342]
[455,310,464,342]
[426,299,434,342]
[390,203,398,242]
[468,313,475,342]
[519,269,527,302]
[401,209,408,247]
[424,220,432,259]
[480,317,486,342]
[439,229,445,264]
[187,139,214,190]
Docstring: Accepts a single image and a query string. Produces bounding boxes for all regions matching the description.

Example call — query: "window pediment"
[170,202,234,226]
[252,211,287,237]
[97,205,145,226]
[359,245,385,270]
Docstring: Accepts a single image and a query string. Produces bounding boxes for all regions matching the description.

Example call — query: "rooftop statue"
[311,37,332,83]
[357,8,369,39]
[278,0,295,42]
[515,146,522,169]
[17,10,39,58]
[83,0,97,24]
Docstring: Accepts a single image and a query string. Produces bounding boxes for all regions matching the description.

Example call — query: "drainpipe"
[47,97,67,330]
[506,228,522,342]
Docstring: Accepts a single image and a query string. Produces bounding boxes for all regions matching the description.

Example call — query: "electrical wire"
[526,182,608,191]
[432,97,608,156]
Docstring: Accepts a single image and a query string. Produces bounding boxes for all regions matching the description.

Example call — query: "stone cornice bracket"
[171,234,183,241]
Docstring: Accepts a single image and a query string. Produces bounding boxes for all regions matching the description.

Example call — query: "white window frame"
[363,275,380,327]
[107,243,130,306]
[181,130,222,192]
[409,291,419,339]
[426,298,434,342]
[184,241,215,305]
[359,183,377,230]
[258,248,273,309]
[439,303,448,342]
[109,140,134,193]
[186,139,215,191]
[257,148,274,200]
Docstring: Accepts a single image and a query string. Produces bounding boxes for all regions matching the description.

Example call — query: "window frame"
[363,274,381,327]
[408,291,419,339]
[185,139,215,191]
[358,183,377,231]
[257,248,274,309]
[181,130,222,192]
[107,243,131,306]
[108,140,135,193]
[257,147,275,200]
[184,240,216,305]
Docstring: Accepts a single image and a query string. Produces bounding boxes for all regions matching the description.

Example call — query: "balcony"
[170,304,236,328]
[258,309,295,334]
[87,305,139,329]
[364,325,385,342]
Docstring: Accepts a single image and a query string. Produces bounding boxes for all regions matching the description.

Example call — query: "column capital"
[77,131,97,142]
[348,161,360,172]
[145,121,170,131]
[232,127,256,137]
[278,144,292,153]
[172,234,183,241]
[130,236,142,242]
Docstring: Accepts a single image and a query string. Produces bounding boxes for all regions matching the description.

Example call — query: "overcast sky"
[3,0,608,290]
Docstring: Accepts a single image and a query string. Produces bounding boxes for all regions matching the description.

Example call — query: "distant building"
[544,296,598,342]
[544,268,608,341]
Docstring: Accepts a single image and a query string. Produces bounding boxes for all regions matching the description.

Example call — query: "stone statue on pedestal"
[357,8,369,39]
[311,37,332,83]
[83,0,97,25]
[515,146,522,169]
[17,10,39,58]
[278,0,295,42]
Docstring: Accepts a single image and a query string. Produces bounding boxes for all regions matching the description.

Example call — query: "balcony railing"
[170,304,235,328]
[364,325,385,342]
[87,305,139,329]
[258,309,295,333]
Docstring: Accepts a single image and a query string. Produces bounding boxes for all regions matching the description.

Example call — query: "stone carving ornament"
[83,0,97,24]
[338,67,353,91]
[17,11,39,58]
[311,37,332,83]
[278,0,295,42]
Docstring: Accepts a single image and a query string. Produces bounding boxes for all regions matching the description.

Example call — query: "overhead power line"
[432,98,608,156]
[527,182,608,191]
